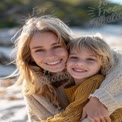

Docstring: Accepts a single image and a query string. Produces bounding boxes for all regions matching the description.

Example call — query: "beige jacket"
[91,50,122,114]
[24,50,122,122]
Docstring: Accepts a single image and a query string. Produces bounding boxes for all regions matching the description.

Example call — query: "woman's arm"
[81,50,122,121]
[90,50,122,114]
[81,97,111,122]
[24,94,61,122]
[41,74,105,122]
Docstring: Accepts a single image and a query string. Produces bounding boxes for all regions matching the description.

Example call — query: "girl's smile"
[67,49,101,84]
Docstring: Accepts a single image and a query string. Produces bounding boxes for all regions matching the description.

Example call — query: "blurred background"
[0,0,122,77]
[0,0,122,121]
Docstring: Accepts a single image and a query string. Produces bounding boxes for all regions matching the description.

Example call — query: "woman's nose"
[45,50,55,58]
[45,51,53,57]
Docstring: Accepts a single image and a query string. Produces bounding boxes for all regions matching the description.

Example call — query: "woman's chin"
[47,65,65,73]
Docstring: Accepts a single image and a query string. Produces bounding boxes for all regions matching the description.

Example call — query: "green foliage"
[0,0,122,28]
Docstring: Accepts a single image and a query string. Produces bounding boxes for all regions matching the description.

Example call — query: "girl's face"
[30,31,68,73]
[67,48,101,84]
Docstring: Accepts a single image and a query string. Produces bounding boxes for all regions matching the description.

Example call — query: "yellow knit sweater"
[41,74,122,122]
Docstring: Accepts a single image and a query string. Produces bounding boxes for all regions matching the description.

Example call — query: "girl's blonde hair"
[68,34,114,75]
[13,15,72,107]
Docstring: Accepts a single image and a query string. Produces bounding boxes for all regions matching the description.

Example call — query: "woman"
[13,15,122,122]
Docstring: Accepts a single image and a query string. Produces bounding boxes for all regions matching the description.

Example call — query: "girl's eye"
[53,45,62,49]
[87,58,96,62]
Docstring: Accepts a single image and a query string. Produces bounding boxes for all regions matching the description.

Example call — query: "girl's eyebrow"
[51,42,60,46]
[88,54,97,57]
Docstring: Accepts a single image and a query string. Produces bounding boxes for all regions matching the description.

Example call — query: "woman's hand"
[81,97,111,122]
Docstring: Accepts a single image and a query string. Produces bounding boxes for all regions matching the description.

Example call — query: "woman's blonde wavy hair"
[68,34,114,75]
[13,15,72,107]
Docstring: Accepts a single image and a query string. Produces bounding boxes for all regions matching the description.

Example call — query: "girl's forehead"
[70,47,92,53]
[70,47,97,57]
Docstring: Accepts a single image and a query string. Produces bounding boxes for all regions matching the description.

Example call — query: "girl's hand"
[81,97,111,122]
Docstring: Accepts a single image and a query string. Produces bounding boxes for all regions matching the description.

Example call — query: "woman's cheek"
[55,48,68,55]
[32,52,44,63]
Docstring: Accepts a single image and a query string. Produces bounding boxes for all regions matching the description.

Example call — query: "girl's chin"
[69,73,83,79]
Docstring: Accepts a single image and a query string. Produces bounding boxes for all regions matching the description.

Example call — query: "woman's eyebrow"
[32,46,43,49]
[31,42,60,49]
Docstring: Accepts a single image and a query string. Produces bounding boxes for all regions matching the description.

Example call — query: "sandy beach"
[0,79,28,122]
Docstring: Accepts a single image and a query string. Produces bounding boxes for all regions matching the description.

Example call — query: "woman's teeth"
[47,60,61,65]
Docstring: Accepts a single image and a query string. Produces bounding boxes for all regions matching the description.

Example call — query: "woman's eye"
[35,49,44,52]
[69,56,78,59]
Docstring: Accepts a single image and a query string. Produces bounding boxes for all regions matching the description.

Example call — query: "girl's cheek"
[67,60,73,67]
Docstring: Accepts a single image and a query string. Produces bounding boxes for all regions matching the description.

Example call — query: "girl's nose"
[75,60,85,66]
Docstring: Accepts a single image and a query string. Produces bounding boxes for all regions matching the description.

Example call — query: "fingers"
[88,116,111,122]
[100,117,106,122]
[88,117,100,122]
[81,108,87,120]
[88,118,95,122]
[104,116,111,122]
[81,118,89,122]
[81,97,112,122]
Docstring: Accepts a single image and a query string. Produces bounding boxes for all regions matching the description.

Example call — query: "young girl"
[12,16,122,122]
[41,35,122,122]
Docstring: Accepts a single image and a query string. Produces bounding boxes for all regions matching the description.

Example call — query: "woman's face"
[30,31,68,73]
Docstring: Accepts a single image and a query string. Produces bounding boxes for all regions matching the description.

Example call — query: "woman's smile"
[46,59,62,66]
[30,31,68,73]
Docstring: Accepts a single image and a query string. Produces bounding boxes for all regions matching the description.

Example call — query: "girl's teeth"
[73,68,86,72]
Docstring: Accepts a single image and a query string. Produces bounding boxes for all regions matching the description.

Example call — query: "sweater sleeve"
[90,50,122,114]
[24,94,61,122]
[41,75,104,122]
